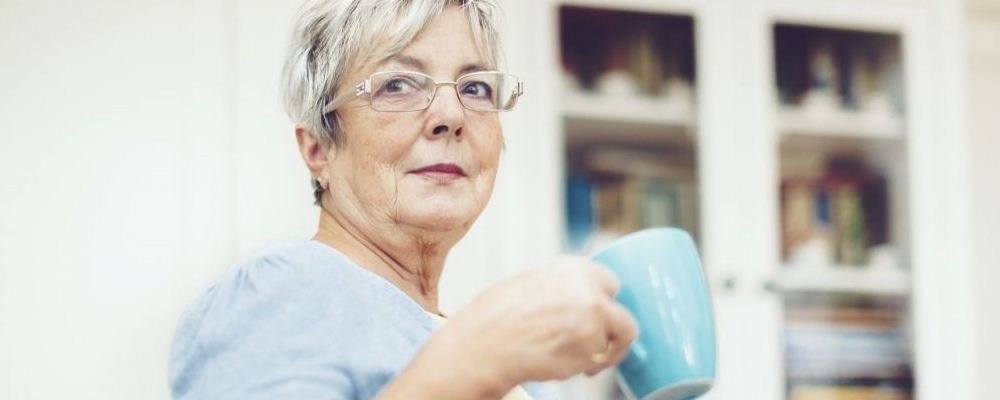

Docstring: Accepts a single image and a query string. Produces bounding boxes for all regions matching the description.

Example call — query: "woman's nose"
[425,86,465,138]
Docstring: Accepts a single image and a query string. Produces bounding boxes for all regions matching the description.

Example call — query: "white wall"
[966,2,1000,399]
[233,0,314,258]
[0,0,237,398]
[0,0,246,398]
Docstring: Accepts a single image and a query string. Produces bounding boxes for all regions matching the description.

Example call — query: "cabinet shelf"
[563,91,694,128]
[778,106,905,140]
[562,91,696,150]
[775,265,911,296]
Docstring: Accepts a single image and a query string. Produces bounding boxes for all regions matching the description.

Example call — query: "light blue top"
[168,239,557,399]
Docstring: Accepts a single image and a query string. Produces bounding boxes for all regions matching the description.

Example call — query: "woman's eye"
[461,81,492,98]
[382,78,419,94]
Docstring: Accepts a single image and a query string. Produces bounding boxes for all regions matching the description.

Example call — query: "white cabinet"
[497,0,975,398]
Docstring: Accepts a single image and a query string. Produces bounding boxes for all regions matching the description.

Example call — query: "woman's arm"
[376,335,512,400]
[377,256,639,399]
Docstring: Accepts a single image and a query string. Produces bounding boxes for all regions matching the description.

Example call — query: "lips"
[409,163,467,181]
[411,163,466,175]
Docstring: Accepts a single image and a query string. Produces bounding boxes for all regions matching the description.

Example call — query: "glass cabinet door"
[771,23,915,400]
[556,5,700,399]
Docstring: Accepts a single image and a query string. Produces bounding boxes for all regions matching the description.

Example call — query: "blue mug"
[591,228,716,400]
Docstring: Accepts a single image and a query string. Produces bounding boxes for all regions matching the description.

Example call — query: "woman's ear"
[295,124,332,184]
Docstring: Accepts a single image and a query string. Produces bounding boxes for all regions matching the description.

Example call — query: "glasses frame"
[322,70,524,114]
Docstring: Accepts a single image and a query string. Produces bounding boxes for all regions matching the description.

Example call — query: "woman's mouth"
[409,163,467,182]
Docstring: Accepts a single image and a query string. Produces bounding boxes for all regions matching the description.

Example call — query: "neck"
[312,202,452,315]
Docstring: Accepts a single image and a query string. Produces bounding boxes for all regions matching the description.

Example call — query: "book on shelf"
[783,301,913,396]
[586,176,686,242]
[785,306,902,331]
[639,178,680,230]
[784,326,911,381]
[781,156,891,268]
[591,178,624,236]
[788,384,910,400]
[565,174,595,252]
[564,148,697,253]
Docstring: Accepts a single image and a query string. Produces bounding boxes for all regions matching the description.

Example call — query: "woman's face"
[323,6,502,234]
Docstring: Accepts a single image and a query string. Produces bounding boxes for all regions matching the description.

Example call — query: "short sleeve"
[168,256,356,400]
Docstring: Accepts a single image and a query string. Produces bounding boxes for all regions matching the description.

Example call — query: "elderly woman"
[169,0,637,399]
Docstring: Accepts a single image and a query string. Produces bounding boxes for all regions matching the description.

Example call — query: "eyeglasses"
[322,70,524,113]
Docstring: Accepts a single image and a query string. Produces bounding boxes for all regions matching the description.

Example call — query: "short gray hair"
[280,0,504,147]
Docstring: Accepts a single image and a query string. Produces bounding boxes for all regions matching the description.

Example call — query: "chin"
[401,203,479,233]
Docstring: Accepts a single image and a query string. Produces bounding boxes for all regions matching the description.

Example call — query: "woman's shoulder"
[169,240,436,397]
[176,239,424,334]
[171,240,352,347]
[233,238,359,282]
[173,240,430,352]
[183,240,353,314]
[223,240,431,313]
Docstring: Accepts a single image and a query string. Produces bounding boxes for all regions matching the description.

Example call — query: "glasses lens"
[457,72,520,111]
[370,72,434,111]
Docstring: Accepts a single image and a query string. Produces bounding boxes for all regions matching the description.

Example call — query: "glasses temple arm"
[502,81,524,110]
[322,81,369,114]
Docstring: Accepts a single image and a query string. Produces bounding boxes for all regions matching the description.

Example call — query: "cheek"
[332,113,421,216]
[466,122,502,208]
[343,113,416,174]
[470,119,503,172]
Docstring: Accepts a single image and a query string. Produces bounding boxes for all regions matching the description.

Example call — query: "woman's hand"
[381,256,639,399]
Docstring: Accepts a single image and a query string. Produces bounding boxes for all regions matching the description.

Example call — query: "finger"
[585,262,621,298]
[600,301,639,366]
[579,301,636,376]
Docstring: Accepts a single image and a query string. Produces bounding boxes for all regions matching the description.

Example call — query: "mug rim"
[591,227,692,259]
